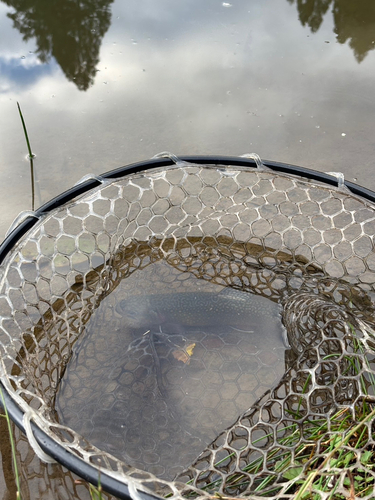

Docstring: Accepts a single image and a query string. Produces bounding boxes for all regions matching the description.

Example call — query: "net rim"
[2,155,374,267]
[1,155,374,499]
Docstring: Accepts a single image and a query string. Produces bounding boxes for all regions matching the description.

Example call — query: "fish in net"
[1,154,375,499]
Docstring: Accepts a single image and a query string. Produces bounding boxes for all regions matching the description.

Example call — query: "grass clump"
[89,479,104,500]
[190,404,375,500]
[182,325,375,500]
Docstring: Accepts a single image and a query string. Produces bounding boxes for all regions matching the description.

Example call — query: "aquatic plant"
[17,101,36,211]
[89,478,104,500]
[0,386,22,499]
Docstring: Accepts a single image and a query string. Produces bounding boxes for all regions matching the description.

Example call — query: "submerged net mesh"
[1,156,375,499]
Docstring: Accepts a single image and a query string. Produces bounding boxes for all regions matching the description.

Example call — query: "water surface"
[1,0,375,497]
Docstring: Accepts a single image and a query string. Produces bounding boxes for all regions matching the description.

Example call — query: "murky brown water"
[1,0,375,497]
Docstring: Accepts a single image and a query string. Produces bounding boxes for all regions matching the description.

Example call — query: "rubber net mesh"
[1,158,375,499]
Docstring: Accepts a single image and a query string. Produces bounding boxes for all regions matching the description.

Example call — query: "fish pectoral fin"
[229,326,254,333]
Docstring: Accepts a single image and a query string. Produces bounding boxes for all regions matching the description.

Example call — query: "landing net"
[1,154,375,500]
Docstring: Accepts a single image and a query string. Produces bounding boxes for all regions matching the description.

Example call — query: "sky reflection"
[0,54,55,92]
[0,0,375,237]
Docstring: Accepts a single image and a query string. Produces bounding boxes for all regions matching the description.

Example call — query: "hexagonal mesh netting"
[1,154,375,500]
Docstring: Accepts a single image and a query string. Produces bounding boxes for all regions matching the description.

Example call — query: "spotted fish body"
[116,287,281,332]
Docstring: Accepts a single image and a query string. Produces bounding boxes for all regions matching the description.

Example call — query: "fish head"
[115,297,163,328]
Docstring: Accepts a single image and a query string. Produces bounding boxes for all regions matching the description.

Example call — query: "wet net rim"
[2,155,374,268]
[0,155,374,500]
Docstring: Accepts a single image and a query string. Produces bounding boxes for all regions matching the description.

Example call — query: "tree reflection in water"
[3,0,114,90]
[3,0,375,94]
[288,0,375,62]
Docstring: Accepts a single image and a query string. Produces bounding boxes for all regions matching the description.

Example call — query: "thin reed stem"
[17,102,36,210]
[0,386,22,499]
[17,102,35,160]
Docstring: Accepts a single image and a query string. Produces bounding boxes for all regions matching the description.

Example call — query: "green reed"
[0,386,22,499]
[17,102,35,160]
[17,102,36,211]
[89,479,103,500]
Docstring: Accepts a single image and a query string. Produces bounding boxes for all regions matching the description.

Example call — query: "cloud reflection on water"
[1,0,375,95]
[0,55,54,92]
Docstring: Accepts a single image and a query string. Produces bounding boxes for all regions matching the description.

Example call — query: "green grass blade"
[17,102,35,160]
[0,386,22,499]
[17,102,36,210]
